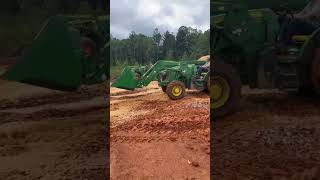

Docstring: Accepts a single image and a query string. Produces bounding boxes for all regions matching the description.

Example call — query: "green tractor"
[2,6,109,91]
[112,59,210,100]
[212,3,320,117]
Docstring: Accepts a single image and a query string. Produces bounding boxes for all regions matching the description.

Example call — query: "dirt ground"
[110,81,210,179]
[0,65,108,179]
[213,87,320,179]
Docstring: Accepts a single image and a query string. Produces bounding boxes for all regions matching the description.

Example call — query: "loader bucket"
[2,16,82,91]
[111,67,139,90]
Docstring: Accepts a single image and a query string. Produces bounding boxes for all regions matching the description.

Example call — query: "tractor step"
[277,54,298,64]
[276,55,299,91]
[191,78,207,90]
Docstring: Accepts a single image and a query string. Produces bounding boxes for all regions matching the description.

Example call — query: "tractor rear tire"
[166,81,186,100]
[212,61,241,118]
[204,77,210,93]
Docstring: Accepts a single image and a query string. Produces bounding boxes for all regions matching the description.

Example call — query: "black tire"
[166,81,186,100]
[161,86,167,92]
[212,61,241,118]
[202,79,210,93]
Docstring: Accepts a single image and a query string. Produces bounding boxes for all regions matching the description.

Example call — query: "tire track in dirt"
[112,95,209,143]
[213,88,320,179]
[110,82,210,179]
[0,81,108,179]
[0,91,104,110]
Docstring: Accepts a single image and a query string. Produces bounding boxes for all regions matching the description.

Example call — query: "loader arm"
[112,60,207,90]
[137,61,180,87]
[112,60,180,90]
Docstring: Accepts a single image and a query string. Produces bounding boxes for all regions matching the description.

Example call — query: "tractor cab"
[211,2,320,117]
[275,2,319,48]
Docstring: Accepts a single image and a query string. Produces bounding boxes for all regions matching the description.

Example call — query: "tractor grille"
[160,71,169,82]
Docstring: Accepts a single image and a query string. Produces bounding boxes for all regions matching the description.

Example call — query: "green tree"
[152,28,161,47]
[110,25,209,68]
[152,28,162,61]
[175,26,189,59]
[162,31,176,59]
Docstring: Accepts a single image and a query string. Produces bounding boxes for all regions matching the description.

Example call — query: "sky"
[110,0,210,39]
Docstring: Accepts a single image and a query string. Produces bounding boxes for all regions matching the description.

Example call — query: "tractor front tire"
[166,81,186,100]
[212,61,241,118]
[203,77,210,93]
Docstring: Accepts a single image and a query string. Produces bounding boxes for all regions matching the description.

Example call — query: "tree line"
[110,26,209,66]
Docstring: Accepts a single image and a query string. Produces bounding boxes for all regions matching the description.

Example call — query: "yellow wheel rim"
[172,86,182,97]
[211,76,230,109]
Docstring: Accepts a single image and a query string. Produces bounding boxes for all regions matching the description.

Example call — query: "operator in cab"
[282,0,320,44]
[197,55,210,73]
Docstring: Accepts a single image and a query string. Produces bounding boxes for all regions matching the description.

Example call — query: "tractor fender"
[298,28,320,89]
[299,28,320,64]
[256,46,277,89]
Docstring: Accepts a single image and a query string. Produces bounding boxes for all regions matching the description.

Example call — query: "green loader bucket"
[111,67,139,90]
[2,16,82,91]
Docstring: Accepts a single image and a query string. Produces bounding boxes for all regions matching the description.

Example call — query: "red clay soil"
[0,79,108,179]
[110,82,210,179]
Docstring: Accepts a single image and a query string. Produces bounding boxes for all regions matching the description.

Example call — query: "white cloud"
[110,0,210,39]
[137,0,161,17]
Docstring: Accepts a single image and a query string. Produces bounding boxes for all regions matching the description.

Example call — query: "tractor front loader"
[2,11,109,92]
[112,59,210,100]
[212,3,320,117]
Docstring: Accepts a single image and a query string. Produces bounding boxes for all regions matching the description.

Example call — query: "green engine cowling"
[158,64,197,88]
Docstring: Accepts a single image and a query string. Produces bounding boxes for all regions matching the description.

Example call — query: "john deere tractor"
[212,2,320,117]
[112,58,210,100]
